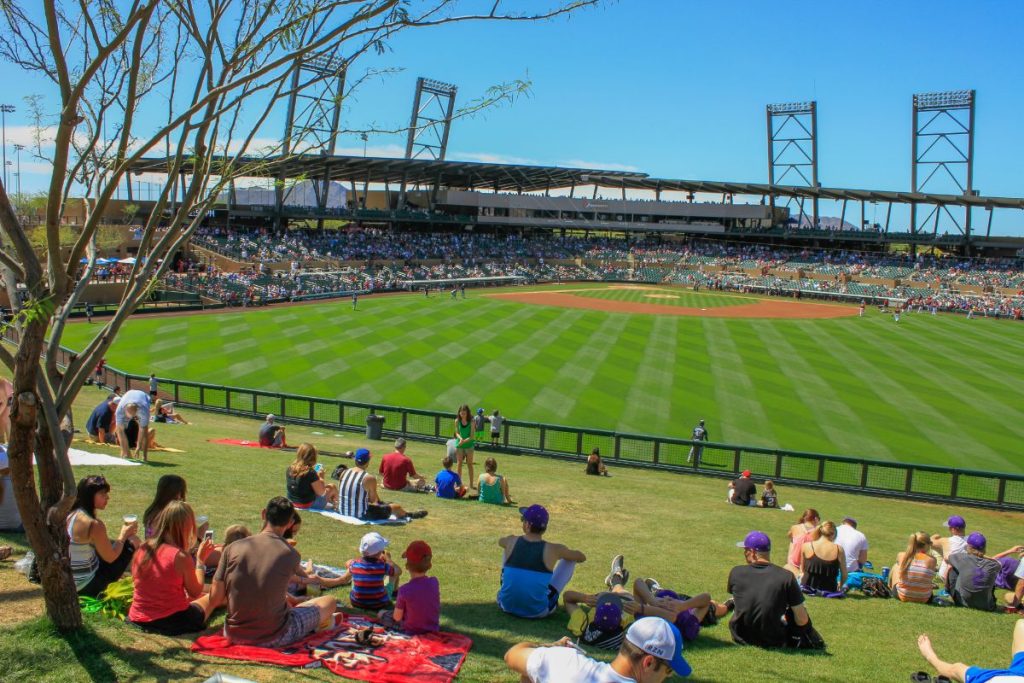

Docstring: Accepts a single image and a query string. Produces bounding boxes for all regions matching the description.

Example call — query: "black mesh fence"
[88,366,1024,511]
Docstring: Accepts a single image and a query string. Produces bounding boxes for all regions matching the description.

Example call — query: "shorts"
[475,430,486,441]
[131,604,206,636]
[364,503,392,521]
[1014,561,1024,581]
[490,430,500,438]
[292,493,329,510]
[674,609,701,641]
[259,605,321,648]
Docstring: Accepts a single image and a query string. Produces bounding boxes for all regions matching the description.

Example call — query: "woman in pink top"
[129,501,216,635]
[785,508,820,577]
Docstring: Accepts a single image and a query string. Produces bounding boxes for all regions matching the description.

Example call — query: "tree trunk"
[7,322,82,631]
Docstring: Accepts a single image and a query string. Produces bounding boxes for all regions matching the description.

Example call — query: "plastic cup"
[196,515,209,526]
[123,514,138,525]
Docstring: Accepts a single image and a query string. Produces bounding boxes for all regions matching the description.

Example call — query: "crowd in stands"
[157,228,1024,319]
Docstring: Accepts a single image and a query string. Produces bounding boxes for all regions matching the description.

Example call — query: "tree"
[0,0,597,631]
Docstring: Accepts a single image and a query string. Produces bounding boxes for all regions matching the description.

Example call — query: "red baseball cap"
[402,540,432,563]
[741,470,752,477]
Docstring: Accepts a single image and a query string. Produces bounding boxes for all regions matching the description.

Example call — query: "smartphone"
[204,529,214,541]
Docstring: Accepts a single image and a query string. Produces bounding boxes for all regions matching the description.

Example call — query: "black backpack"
[861,576,892,598]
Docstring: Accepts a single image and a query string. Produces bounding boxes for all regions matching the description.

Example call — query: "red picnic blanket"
[192,613,471,683]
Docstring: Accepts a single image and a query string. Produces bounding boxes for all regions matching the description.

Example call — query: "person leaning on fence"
[686,419,708,465]
[488,409,504,448]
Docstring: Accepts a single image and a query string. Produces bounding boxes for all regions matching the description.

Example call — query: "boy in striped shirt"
[346,532,402,611]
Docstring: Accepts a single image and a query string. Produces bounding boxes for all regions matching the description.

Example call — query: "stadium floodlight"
[911,89,976,237]
[766,101,814,115]
[766,100,818,230]
[913,90,974,111]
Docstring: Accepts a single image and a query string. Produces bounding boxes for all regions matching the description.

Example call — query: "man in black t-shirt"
[727,531,822,649]
[730,470,757,506]
[259,414,286,448]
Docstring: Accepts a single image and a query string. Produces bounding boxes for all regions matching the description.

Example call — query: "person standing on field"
[687,420,708,465]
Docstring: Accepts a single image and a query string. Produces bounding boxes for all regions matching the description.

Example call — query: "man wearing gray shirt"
[947,532,999,612]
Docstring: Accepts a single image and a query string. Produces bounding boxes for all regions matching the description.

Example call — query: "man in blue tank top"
[498,504,587,618]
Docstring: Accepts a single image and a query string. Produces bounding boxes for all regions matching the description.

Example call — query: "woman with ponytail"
[892,532,937,603]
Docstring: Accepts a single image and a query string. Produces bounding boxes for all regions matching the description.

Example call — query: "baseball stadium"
[2,4,1024,683]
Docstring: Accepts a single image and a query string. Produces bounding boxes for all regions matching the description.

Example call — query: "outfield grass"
[59,284,1024,473]
[0,390,1021,682]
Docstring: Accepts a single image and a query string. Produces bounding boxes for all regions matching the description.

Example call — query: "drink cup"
[196,515,209,526]
[123,514,138,525]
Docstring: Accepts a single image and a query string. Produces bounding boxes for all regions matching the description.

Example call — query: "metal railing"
[53,344,1023,511]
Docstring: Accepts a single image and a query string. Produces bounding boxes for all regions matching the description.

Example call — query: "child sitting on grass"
[379,540,440,634]
[345,532,401,611]
[435,455,467,499]
[760,480,779,508]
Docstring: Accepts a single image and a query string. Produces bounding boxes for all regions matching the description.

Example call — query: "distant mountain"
[223,180,348,208]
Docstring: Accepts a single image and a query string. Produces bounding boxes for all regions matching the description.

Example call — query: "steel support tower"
[277,52,347,229]
[767,101,818,230]
[399,77,457,208]
[911,90,976,238]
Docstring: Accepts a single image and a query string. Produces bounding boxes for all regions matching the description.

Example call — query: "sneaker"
[407,510,428,519]
[644,578,662,593]
[723,598,735,613]
[605,554,625,588]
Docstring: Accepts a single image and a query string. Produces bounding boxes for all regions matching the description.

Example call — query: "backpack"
[860,576,892,598]
[331,464,347,480]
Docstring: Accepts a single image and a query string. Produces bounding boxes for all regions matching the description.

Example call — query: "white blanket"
[31,448,143,467]
[312,508,409,526]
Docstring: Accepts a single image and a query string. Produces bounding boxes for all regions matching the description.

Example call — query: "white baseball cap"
[359,531,389,556]
[265,414,275,421]
[625,617,692,677]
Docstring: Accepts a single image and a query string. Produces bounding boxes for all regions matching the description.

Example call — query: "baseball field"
[61,283,1024,474]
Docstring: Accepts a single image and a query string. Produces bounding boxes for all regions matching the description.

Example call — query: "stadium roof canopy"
[127,154,1024,210]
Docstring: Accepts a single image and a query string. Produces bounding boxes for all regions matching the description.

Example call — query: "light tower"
[766,101,818,229]
[911,90,976,238]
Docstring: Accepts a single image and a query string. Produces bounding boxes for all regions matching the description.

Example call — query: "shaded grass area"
[0,389,1021,681]
[57,285,1024,474]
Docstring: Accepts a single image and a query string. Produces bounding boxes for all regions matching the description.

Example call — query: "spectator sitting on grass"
[378,540,439,634]
[727,530,824,649]
[209,497,339,647]
[67,475,141,597]
[891,532,937,603]
[341,532,402,612]
[504,616,691,682]
[946,532,1000,612]
[259,414,287,448]
[799,521,847,593]
[0,444,23,534]
[435,455,467,499]
[933,514,968,581]
[563,573,638,651]
[585,447,609,476]
[834,517,868,574]
[917,621,1024,683]
[286,443,338,511]
[85,395,119,444]
[379,438,430,492]
[785,509,821,577]
[728,470,757,506]
[338,448,426,520]
[152,399,190,424]
[498,504,587,619]
[128,500,217,635]
[759,480,779,508]
[141,475,214,565]
[479,457,514,505]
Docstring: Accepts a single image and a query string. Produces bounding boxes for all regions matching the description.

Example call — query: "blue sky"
[3,0,1023,233]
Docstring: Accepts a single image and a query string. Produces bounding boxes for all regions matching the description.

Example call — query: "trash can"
[365,414,385,440]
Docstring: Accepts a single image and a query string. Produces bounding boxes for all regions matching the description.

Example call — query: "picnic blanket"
[76,438,185,453]
[192,613,471,683]
[313,509,410,526]
[37,448,142,467]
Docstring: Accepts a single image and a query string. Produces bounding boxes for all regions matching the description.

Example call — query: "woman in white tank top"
[66,475,141,597]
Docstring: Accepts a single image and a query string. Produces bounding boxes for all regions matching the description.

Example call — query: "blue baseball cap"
[477,408,484,415]
[625,617,691,677]
[354,448,371,464]
[736,530,772,552]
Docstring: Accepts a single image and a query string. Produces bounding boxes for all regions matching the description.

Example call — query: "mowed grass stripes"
[60,285,1024,473]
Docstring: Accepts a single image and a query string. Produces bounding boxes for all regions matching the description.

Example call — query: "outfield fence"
[48,344,1022,512]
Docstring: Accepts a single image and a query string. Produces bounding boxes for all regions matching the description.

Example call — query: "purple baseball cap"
[519,504,549,529]
[592,594,623,630]
[944,515,966,530]
[966,531,986,550]
[736,530,771,552]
